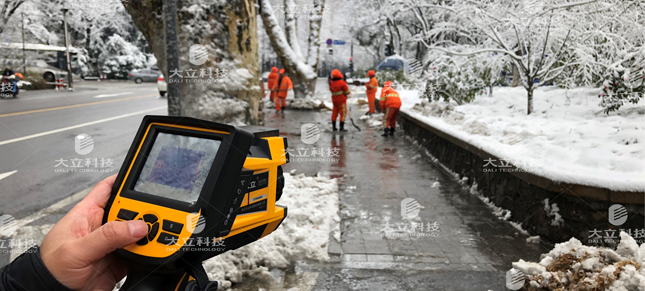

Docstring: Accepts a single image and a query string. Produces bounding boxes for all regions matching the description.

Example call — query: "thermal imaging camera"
[102,116,289,291]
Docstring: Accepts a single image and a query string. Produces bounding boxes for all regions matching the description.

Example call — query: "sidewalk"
[262,97,548,290]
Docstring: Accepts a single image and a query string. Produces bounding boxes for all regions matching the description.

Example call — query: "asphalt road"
[0,81,167,220]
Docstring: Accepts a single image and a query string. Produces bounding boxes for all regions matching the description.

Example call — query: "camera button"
[162,220,184,234]
[117,209,138,220]
[156,232,179,245]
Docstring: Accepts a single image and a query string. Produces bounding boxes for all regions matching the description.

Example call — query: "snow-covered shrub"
[472,53,507,96]
[424,56,486,105]
[599,68,644,114]
[375,69,418,90]
[99,34,147,79]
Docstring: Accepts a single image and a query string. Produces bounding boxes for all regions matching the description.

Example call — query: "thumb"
[73,220,148,264]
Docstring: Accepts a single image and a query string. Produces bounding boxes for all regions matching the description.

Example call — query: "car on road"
[375,55,410,71]
[129,69,161,84]
[158,74,167,97]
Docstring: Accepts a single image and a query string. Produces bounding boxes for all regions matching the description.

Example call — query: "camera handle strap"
[185,262,219,291]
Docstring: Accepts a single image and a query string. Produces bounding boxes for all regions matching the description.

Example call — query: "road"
[0,81,166,220]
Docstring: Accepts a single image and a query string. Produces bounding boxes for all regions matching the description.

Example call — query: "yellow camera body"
[102,116,289,291]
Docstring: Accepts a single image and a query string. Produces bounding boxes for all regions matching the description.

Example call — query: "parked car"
[261,71,270,82]
[129,69,161,83]
[158,74,167,97]
[375,55,410,71]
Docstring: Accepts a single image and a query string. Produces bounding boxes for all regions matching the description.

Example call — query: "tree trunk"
[259,0,321,99]
[512,64,521,87]
[123,0,261,125]
[527,85,534,115]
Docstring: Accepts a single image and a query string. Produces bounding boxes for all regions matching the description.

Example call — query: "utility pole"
[21,12,26,76]
[62,1,73,91]
[163,0,181,116]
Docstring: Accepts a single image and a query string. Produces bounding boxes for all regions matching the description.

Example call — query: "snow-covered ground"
[512,231,645,290]
[399,86,645,192]
[202,173,339,289]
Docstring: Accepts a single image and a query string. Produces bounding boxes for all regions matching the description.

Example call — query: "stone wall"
[399,111,644,244]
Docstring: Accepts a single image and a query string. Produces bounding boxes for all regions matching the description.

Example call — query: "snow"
[544,198,564,227]
[263,98,326,110]
[400,86,645,192]
[259,0,316,80]
[513,231,645,290]
[202,173,339,289]
[359,113,384,128]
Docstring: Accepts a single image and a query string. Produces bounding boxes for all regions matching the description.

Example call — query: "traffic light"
[385,44,393,57]
[349,57,354,73]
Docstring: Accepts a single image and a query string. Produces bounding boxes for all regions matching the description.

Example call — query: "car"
[129,69,161,83]
[375,55,410,71]
[157,74,167,97]
[261,71,270,82]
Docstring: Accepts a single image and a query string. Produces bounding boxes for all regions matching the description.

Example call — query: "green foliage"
[424,56,486,105]
[599,68,644,114]
[21,72,53,90]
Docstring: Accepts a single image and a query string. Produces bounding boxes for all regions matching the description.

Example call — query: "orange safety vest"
[380,87,401,109]
[365,77,378,94]
[267,72,279,91]
[274,74,293,98]
[329,78,350,101]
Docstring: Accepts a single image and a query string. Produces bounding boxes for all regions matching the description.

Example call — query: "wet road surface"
[251,101,550,290]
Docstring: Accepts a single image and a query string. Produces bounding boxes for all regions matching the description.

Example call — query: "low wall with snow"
[398,111,644,244]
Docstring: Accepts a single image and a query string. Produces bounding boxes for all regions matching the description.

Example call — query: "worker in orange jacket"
[380,81,402,136]
[365,70,378,115]
[273,69,292,113]
[329,69,350,132]
[267,67,279,101]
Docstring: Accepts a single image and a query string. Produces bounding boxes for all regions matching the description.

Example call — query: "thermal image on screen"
[134,133,221,204]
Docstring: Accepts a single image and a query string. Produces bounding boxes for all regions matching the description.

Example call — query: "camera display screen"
[134,133,221,204]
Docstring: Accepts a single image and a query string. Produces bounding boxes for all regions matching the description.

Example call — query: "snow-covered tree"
[259,0,323,99]
[0,0,23,34]
[124,0,262,125]
[99,34,146,78]
[411,0,642,115]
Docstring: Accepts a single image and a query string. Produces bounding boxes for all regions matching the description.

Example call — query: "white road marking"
[0,106,167,146]
[0,170,17,181]
[94,92,133,98]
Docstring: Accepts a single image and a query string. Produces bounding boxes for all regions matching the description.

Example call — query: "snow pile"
[263,99,326,110]
[288,98,326,110]
[202,173,339,289]
[359,113,384,128]
[401,87,645,191]
[513,232,645,290]
[194,93,248,126]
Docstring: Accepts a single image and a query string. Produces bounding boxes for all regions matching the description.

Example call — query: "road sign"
[326,39,333,46]
[333,40,345,45]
